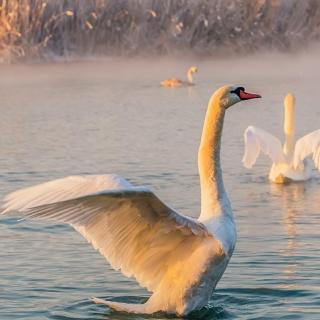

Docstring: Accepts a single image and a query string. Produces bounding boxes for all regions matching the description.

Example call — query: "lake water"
[0,54,320,319]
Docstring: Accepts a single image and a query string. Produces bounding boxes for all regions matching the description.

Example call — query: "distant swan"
[161,66,198,87]
[2,85,261,316]
[243,93,320,183]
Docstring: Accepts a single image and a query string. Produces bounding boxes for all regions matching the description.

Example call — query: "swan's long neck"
[187,69,194,84]
[198,95,230,221]
[283,94,295,159]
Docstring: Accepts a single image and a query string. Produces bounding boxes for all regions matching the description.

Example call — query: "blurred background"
[1,0,320,62]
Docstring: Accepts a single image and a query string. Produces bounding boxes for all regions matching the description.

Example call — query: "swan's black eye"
[230,87,245,98]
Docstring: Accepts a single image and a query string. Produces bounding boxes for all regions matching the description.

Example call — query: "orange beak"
[239,90,261,100]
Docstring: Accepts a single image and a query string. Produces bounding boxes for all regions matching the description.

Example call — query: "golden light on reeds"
[147,9,157,17]
[85,21,93,30]
[65,10,74,17]
[91,12,98,20]
[0,0,319,63]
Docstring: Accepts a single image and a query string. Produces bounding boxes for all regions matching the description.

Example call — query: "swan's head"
[284,92,295,110]
[189,66,198,73]
[212,85,261,109]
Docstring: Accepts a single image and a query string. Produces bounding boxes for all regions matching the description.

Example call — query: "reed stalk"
[0,0,319,62]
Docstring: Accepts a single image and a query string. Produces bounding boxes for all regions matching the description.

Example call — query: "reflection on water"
[270,179,319,296]
[0,58,320,319]
[271,183,304,290]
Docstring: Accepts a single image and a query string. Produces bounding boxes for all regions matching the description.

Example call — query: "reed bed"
[0,0,320,62]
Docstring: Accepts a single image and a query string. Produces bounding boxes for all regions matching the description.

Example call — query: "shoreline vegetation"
[0,0,320,63]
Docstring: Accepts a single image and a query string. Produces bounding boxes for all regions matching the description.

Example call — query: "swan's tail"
[91,297,148,314]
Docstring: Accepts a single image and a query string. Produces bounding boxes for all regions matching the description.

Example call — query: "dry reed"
[0,0,320,62]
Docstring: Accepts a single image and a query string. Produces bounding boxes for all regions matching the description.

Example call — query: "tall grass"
[1,0,320,62]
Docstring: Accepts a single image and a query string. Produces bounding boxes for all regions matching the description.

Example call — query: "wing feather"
[242,126,285,168]
[294,129,320,170]
[3,174,131,213]
[1,174,214,295]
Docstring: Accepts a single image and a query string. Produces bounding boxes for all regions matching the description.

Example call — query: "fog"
[0,47,319,90]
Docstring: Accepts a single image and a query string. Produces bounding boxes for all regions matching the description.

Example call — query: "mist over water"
[0,51,320,319]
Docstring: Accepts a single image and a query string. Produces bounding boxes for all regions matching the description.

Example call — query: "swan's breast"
[204,216,237,258]
[180,237,230,314]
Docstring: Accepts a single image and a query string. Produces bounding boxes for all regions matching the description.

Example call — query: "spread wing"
[1,174,213,294]
[293,129,320,170]
[242,126,285,168]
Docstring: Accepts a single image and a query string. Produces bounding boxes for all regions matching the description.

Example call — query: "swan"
[160,66,198,87]
[242,93,320,183]
[1,85,261,316]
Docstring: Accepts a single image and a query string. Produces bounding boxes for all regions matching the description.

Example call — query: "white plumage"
[243,126,285,168]
[243,93,320,183]
[293,129,320,170]
[1,85,261,315]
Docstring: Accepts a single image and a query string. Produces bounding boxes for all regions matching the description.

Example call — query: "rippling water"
[0,55,320,319]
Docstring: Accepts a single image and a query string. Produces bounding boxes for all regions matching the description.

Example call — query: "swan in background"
[160,66,198,87]
[1,85,261,316]
[243,93,320,183]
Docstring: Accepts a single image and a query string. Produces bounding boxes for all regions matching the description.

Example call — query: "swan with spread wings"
[2,85,261,315]
[243,93,320,183]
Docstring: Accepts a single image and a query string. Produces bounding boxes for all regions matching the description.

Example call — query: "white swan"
[160,66,198,87]
[243,93,320,183]
[1,85,261,316]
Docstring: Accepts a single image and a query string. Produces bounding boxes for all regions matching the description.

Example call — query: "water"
[0,55,320,319]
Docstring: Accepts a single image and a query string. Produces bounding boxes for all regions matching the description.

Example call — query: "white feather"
[242,126,285,168]
[1,174,220,313]
[2,174,131,213]
[293,129,320,170]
